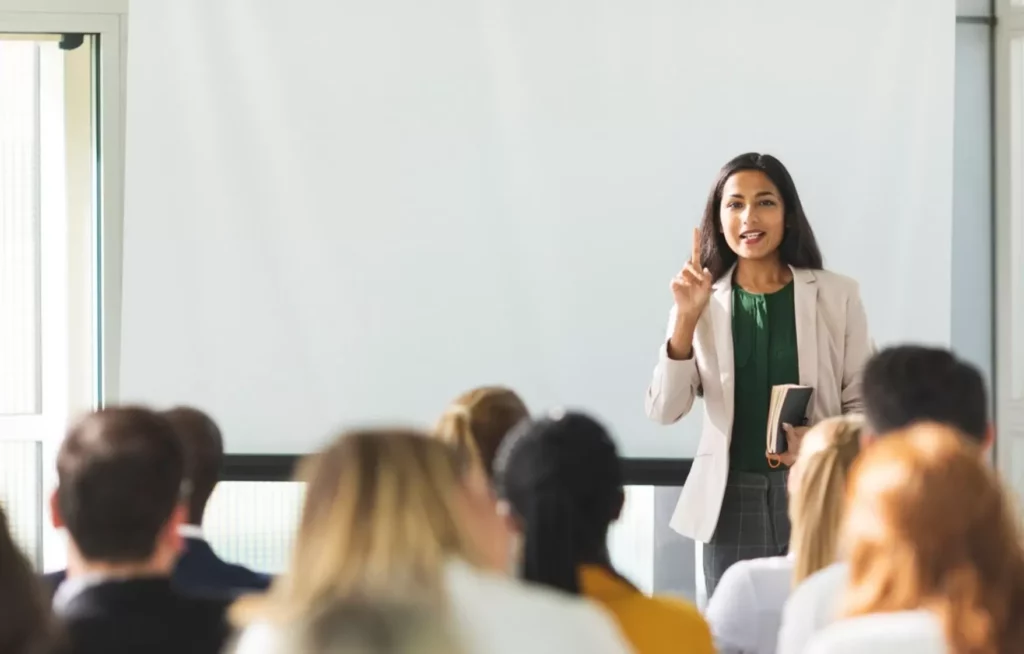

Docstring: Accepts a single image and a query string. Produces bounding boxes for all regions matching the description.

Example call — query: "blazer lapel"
[710,269,735,425]
[791,267,818,392]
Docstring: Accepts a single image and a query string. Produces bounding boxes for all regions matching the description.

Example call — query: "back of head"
[433,387,528,480]
[493,410,623,594]
[841,424,1024,654]
[251,429,479,624]
[862,346,988,443]
[163,406,224,525]
[788,415,863,585]
[259,599,463,654]
[57,406,184,563]
[0,505,56,654]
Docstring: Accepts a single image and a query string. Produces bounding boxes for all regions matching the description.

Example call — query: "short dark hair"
[862,346,989,443]
[163,407,223,524]
[699,153,824,280]
[57,407,185,563]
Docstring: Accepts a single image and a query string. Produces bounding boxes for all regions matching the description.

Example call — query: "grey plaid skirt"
[703,469,791,598]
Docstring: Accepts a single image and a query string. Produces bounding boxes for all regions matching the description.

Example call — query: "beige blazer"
[644,266,872,543]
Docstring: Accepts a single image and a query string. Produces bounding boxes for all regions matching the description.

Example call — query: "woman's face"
[719,170,786,262]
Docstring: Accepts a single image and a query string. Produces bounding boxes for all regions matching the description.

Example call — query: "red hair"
[841,424,1024,654]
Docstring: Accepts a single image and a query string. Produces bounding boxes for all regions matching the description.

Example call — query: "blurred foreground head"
[237,429,511,625]
[841,423,1024,654]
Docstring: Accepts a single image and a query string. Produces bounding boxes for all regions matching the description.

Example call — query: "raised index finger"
[691,227,701,266]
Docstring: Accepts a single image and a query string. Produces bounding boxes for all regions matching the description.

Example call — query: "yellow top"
[579,565,714,654]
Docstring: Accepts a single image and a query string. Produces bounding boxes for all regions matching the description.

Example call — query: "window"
[0,35,99,568]
[203,480,656,594]
[996,2,1024,507]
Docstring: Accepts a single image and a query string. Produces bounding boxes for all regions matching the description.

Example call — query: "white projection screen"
[120,0,955,457]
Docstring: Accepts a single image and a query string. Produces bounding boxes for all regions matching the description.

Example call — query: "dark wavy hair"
[0,505,59,654]
[698,153,823,280]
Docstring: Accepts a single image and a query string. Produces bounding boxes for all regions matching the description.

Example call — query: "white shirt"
[804,611,946,654]
[232,560,635,654]
[776,562,848,654]
[704,555,794,654]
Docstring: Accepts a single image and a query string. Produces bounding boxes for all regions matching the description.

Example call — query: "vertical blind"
[0,41,41,416]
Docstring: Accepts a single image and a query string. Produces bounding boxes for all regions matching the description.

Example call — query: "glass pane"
[1010,37,1024,400]
[0,41,41,415]
[203,481,305,574]
[204,480,659,592]
[0,440,41,567]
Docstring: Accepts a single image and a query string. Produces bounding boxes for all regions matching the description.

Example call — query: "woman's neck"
[578,547,613,570]
[734,256,791,293]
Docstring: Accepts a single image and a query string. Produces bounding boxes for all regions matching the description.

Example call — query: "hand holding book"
[765,384,814,467]
[775,423,809,467]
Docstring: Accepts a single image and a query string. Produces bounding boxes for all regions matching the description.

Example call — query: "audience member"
[44,406,270,598]
[434,386,529,479]
[494,410,712,654]
[0,504,60,654]
[777,345,992,654]
[50,407,229,654]
[704,415,862,654]
[232,429,633,654]
[805,424,1024,654]
[233,599,464,654]
[162,406,271,594]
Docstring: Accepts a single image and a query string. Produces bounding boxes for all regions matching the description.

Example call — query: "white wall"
[119,0,956,457]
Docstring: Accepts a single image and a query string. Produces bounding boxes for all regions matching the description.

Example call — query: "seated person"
[493,410,713,654]
[160,406,270,594]
[231,428,632,654]
[0,504,59,654]
[805,424,1024,654]
[704,415,862,654]
[45,406,270,598]
[51,406,230,654]
[777,345,993,654]
[433,386,529,480]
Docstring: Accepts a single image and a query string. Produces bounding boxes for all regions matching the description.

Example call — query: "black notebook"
[765,384,813,455]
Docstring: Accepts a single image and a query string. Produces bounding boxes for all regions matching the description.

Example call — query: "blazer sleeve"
[840,283,873,414]
[644,308,702,425]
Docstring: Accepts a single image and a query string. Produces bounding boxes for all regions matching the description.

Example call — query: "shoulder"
[806,611,945,654]
[717,555,791,592]
[804,269,861,297]
[784,562,847,623]
[641,594,712,641]
[445,561,631,653]
[709,556,791,617]
[232,622,282,654]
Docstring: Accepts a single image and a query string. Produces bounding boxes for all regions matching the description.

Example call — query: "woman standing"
[644,153,872,597]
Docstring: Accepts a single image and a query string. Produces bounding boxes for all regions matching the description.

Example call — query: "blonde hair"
[252,599,465,654]
[841,424,1024,654]
[788,415,863,585]
[433,387,528,478]
[234,430,481,625]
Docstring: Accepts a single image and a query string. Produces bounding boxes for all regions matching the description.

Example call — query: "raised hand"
[671,227,714,324]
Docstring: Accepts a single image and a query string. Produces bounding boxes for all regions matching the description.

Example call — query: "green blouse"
[729,281,800,473]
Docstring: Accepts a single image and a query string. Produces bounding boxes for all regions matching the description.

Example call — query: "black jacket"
[58,577,230,654]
